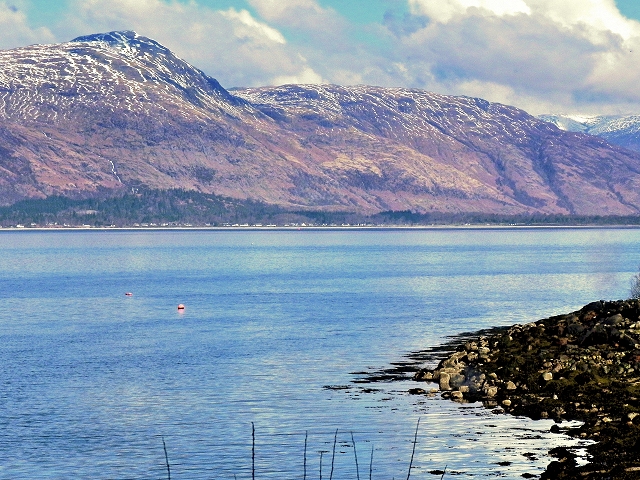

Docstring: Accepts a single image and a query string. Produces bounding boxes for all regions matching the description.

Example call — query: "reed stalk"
[162,436,171,480]
[329,429,338,480]
[351,432,360,480]
[406,418,420,480]
[304,430,308,480]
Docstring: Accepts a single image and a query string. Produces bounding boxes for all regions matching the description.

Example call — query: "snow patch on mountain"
[0,31,248,123]
[539,114,640,151]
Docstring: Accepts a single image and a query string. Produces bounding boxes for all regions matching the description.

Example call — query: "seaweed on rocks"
[411,299,640,478]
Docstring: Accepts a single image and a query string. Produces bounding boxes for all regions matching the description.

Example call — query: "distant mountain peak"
[72,30,139,43]
[539,113,640,151]
[70,30,171,57]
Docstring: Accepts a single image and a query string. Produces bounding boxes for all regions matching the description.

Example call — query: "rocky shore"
[412,299,640,479]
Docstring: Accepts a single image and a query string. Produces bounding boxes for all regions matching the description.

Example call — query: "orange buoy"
[177,304,185,310]
[125,292,133,296]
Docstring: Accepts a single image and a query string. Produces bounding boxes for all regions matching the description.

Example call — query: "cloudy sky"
[2,0,640,115]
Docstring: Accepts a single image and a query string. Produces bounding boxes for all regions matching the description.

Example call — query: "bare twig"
[406,418,420,480]
[440,465,447,479]
[330,429,338,480]
[351,432,360,480]
[162,436,171,480]
[252,422,256,480]
[304,431,308,480]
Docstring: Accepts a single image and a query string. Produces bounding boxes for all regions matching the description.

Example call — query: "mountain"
[2,31,640,215]
[539,114,640,153]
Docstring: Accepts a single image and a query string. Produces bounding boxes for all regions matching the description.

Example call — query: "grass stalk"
[162,436,171,480]
[329,429,338,480]
[406,418,420,480]
[304,430,308,480]
[351,432,360,480]
[369,445,374,480]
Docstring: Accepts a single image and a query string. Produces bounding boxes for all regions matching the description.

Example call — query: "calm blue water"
[0,228,638,479]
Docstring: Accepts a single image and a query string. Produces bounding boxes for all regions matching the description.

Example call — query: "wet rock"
[484,385,498,398]
[439,372,451,391]
[449,373,466,389]
[450,391,464,400]
[408,388,426,395]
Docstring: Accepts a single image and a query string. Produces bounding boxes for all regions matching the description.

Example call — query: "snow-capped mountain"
[539,114,640,152]
[2,31,640,215]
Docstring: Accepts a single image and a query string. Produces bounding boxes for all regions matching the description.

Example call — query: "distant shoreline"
[3,224,640,232]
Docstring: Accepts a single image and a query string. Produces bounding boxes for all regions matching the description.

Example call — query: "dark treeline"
[1,189,640,227]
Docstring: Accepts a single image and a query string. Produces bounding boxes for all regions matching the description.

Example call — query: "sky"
[2,0,640,116]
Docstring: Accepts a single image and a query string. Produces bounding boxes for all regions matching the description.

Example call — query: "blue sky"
[3,0,640,115]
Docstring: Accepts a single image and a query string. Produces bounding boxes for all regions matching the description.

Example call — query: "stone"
[408,388,426,395]
[449,373,466,389]
[506,381,517,390]
[439,372,451,391]
[542,372,553,381]
[502,399,512,407]
[413,370,433,381]
[484,386,498,397]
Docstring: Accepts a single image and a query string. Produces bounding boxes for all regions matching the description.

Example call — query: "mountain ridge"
[2,31,640,215]
[539,114,640,152]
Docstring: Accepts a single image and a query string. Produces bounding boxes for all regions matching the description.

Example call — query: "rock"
[408,388,426,395]
[484,386,498,397]
[439,372,451,391]
[604,314,624,326]
[541,372,553,381]
[502,399,512,407]
[449,373,466,389]
[413,369,433,381]
[450,391,464,400]
[506,381,517,390]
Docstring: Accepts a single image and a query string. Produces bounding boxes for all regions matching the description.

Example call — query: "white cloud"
[220,8,286,44]
[272,65,325,85]
[526,0,636,42]
[393,0,640,114]
[409,0,530,23]
[0,1,55,49]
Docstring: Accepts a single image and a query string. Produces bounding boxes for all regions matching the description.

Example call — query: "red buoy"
[177,304,185,310]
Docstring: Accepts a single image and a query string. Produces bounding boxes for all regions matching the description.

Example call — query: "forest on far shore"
[2,189,640,228]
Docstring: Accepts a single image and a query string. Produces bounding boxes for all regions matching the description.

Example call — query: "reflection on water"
[0,228,638,479]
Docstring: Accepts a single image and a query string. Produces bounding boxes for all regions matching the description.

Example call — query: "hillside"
[2,31,640,215]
